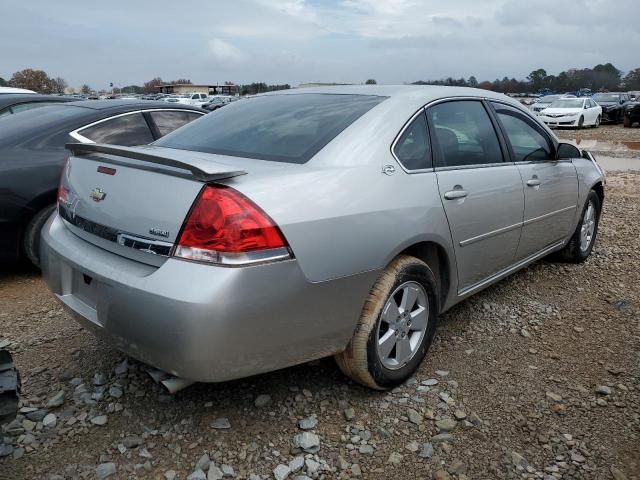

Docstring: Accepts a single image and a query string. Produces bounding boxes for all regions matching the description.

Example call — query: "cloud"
[208,39,247,65]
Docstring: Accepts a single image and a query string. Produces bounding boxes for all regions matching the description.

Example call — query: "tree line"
[411,63,640,93]
[4,64,640,96]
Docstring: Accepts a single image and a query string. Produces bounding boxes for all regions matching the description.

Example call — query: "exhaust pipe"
[147,368,195,394]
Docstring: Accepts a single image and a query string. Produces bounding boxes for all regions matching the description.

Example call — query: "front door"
[428,100,525,291]
[490,102,578,259]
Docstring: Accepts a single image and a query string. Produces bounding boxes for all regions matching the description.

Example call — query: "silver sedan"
[41,86,604,391]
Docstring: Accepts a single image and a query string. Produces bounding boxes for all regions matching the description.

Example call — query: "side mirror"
[557,142,581,160]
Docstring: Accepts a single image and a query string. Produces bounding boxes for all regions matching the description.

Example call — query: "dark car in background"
[0,94,75,117]
[0,100,205,267]
[592,92,631,124]
[624,97,640,128]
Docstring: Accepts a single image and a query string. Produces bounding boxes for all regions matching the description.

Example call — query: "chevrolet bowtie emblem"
[90,187,106,202]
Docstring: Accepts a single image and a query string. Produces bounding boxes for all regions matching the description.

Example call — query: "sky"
[2,0,638,90]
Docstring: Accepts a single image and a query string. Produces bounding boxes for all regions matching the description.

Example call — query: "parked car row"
[28,86,604,391]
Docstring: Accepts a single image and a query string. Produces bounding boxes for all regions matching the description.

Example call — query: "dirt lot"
[1,128,639,480]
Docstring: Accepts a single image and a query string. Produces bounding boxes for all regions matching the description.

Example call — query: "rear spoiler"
[65,143,247,182]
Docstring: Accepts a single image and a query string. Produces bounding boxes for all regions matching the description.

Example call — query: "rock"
[435,418,457,432]
[188,469,207,480]
[94,373,107,386]
[449,460,466,474]
[419,443,434,458]
[359,444,374,455]
[289,456,304,473]
[293,432,320,453]
[122,436,143,448]
[114,360,128,375]
[221,465,234,477]
[350,464,362,477]
[520,328,531,338]
[305,459,320,475]
[571,452,586,463]
[595,385,612,395]
[91,415,108,426]
[422,378,439,386]
[254,394,272,407]
[407,408,423,425]
[43,413,57,428]
[433,470,451,480]
[453,410,467,420]
[211,418,231,429]
[435,370,449,377]
[388,452,403,464]
[96,462,117,479]
[208,465,223,480]
[109,386,123,398]
[298,416,317,430]
[406,441,420,453]
[164,471,177,480]
[343,407,355,421]
[546,391,563,402]
[273,464,291,480]
[511,451,527,468]
[0,444,14,458]
[46,390,65,408]
[196,454,211,471]
[610,466,628,480]
[139,448,152,459]
[431,433,453,444]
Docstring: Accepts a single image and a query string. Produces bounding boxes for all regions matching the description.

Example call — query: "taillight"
[57,157,70,206]
[173,185,291,265]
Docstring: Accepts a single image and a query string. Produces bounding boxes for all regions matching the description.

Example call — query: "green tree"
[623,68,640,90]
[527,68,547,91]
[0,77,8,87]
[10,69,56,93]
[365,79,377,85]
[81,84,91,94]
[467,76,478,88]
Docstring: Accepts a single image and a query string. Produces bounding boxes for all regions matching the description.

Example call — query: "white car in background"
[539,98,602,129]
[0,86,37,94]
[163,93,209,106]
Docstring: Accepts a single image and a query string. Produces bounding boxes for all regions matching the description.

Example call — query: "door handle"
[527,179,541,187]
[444,189,469,200]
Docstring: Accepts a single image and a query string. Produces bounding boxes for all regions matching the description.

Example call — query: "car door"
[428,100,525,291]
[490,102,578,259]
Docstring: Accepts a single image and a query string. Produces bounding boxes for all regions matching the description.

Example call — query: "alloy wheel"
[580,201,596,252]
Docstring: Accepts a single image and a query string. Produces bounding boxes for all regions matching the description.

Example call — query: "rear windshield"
[154,93,386,163]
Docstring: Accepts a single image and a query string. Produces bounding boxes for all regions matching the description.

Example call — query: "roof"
[63,99,205,111]
[0,86,36,94]
[263,84,513,108]
[0,94,75,109]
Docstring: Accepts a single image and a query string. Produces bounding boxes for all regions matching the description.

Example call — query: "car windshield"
[155,93,386,164]
[538,95,560,104]
[593,93,620,102]
[549,99,584,108]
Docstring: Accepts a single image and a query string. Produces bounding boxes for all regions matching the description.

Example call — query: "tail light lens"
[57,157,70,206]
[173,185,291,265]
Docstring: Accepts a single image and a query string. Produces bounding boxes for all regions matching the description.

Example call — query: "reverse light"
[173,185,291,265]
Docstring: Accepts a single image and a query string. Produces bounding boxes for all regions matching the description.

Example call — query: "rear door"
[490,102,578,259]
[428,100,525,291]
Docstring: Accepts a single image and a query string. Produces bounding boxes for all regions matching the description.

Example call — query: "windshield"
[549,99,584,108]
[593,93,620,102]
[538,95,561,104]
[155,93,386,164]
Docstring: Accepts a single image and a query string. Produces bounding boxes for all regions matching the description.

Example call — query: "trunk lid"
[59,144,247,266]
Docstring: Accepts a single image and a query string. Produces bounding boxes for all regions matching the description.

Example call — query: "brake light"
[174,185,291,265]
[57,157,70,206]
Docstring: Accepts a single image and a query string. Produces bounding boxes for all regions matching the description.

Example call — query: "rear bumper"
[41,214,376,382]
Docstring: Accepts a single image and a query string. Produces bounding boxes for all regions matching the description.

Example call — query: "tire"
[335,255,438,390]
[554,190,601,263]
[22,204,56,268]
[592,115,600,128]
[578,116,584,129]
[623,116,631,128]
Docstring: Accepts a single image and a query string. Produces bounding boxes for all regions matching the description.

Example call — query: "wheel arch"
[396,241,452,311]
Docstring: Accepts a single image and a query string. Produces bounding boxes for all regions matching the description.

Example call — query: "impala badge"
[90,187,106,202]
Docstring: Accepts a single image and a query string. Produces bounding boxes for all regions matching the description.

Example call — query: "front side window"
[428,100,503,168]
[155,94,386,164]
[393,111,430,170]
[492,103,553,162]
[77,112,154,146]
[149,110,202,136]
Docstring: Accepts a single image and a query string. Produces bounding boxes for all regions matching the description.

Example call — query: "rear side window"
[491,103,553,162]
[393,111,431,170]
[77,112,154,146]
[428,101,503,168]
[155,94,386,164]
[149,110,202,136]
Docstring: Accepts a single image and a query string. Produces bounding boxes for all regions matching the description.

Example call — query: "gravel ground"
[1,170,639,480]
